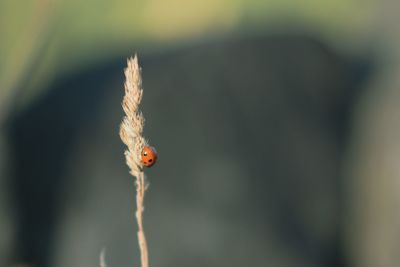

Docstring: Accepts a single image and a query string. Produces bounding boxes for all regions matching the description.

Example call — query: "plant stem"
[135,171,148,267]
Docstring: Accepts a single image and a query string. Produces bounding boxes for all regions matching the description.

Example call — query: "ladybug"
[141,146,158,167]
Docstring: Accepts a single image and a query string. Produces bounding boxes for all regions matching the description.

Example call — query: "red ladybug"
[141,146,158,167]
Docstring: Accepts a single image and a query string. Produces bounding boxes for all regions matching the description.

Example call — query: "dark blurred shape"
[6,63,118,266]
[5,33,371,267]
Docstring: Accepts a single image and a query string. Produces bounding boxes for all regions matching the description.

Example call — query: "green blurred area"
[0,0,377,118]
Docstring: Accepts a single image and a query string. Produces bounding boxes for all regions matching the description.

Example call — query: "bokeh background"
[1,0,400,267]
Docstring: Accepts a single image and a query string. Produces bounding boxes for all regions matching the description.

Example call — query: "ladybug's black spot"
[149,159,153,162]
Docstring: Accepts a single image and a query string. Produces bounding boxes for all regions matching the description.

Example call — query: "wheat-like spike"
[119,55,149,267]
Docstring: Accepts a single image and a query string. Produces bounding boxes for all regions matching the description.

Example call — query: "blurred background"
[1,0,400,266]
